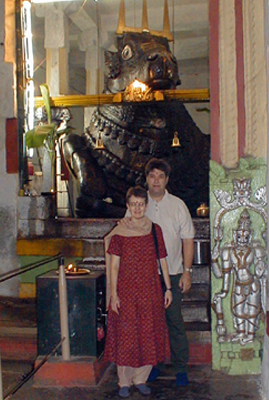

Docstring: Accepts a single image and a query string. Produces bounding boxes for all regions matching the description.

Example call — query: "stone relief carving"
[211,178,267,345]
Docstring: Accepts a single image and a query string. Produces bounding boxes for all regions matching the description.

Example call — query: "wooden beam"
[34,88,210,108]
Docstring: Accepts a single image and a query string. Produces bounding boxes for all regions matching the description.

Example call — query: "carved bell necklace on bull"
[172,131,181,147]
[171,100,181,148]
[95,135,105,150]
[171,1,180,149]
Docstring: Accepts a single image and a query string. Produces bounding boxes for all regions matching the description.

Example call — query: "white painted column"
[85,45,98,95]
[78,28,98,95]
[78,28,98,125]
[44,7,69,96]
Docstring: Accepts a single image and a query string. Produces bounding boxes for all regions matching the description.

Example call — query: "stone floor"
[2,360,265,400]
[0,296,266,400]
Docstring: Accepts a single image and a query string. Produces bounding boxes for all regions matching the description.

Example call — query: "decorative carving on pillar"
[243,0,268,158]
[211,178,267,345]
[219,0,238,168]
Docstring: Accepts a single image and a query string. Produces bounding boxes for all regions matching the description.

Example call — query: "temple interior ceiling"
[32,0,209,95]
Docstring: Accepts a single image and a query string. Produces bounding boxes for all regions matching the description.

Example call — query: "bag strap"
[152,223,162,274]
[152,223,160,260]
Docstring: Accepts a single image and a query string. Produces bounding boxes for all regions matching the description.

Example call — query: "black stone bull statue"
[62,30,210,218]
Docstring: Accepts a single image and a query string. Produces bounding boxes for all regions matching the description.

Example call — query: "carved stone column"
[78,29,98,126]
[219,0,238,168]
[79,28,98,95]
[42,6,70,96]
[243,0,268,157]
[210,0,268,375]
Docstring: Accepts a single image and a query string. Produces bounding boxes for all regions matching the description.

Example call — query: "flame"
[132,80,147,92]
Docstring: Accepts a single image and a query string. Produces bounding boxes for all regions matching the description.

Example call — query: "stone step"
[0,294,211,365]
[183,283,210,302]
[187,331,212,364]
[182,301,210,324]
[0,327,37,361]
[191,265,210,283]
[0,328,211,365]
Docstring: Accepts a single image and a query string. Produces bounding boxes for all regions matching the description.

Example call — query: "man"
[125,158,194,387]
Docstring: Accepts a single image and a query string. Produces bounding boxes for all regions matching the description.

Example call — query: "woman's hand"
[164,290,172,308]
[111,294,120,314]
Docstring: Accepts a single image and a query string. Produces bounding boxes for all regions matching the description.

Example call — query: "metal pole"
[4,339,64,400]
[0,350,3,400]
[58,257,70,360]
[0,254,61,284]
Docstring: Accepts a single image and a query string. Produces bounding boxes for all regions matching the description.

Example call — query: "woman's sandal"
[119,386,130,398]
[135,383,151,396]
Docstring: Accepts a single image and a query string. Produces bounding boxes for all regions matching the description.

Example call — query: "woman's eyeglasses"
[129,202,146,207]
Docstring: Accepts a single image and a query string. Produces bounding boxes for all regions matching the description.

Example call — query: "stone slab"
[17,216,209,240]
[18,196,51,220]
[32,356,110,387]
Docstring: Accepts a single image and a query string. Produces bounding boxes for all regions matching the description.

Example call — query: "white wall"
[0,0,20,296]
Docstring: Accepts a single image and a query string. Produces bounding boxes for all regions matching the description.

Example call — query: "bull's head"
[105,32,180,93]
[104,0,180,94]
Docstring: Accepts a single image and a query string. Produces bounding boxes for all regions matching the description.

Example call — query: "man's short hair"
[126,186,148,204]
[145,158,171,177]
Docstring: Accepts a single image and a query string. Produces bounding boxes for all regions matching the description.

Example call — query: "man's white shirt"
[126,190,194,275]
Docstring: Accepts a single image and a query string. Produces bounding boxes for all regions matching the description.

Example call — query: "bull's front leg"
[61,133,108,217]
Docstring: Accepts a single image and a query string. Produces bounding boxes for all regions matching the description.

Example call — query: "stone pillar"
[210,0,268,375]
[44,7,69,96]
[262,0,269,396]
[218,0,239,168]
[1,0,20,296]
[243,0,268,157]
[78,28,98,125]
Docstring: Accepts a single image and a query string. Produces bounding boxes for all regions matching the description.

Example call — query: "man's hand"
[180,238,193,293]
[118,217,133,228]
[179,271,191,293]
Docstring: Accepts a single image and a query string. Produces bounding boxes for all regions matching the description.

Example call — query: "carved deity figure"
[212,209,266,345]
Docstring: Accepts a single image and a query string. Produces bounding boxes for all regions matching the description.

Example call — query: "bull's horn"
[163,0,172,39]
[116,0,126,35]
[142,0,149,31]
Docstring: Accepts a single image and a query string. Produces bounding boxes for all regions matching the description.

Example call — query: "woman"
[104,186,172,398]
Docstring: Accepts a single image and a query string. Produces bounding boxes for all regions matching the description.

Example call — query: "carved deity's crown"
[237,209,252,232]
[116,0,173,41]
[233,178,251,197]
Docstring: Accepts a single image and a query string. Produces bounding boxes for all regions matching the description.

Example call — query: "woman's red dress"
[104,224,170,367]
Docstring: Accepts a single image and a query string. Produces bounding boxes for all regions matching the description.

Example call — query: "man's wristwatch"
[184,268,193,273]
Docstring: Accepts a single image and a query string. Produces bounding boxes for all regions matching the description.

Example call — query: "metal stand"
[58,257,70,360]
